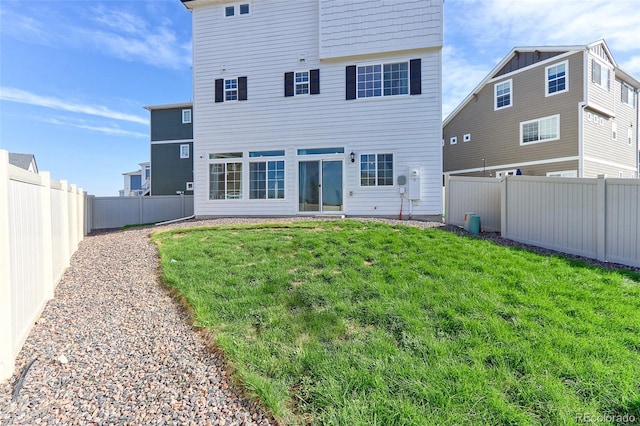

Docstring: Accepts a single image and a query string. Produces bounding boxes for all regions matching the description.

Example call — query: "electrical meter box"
[408,166,421,200]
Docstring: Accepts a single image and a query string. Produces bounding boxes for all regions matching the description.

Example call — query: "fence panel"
[503,176,599,259]
[0,149,85,381]
[89,195,194,230]
[445,176,501,231]
[8,172,46,357]
[605,179,640,267]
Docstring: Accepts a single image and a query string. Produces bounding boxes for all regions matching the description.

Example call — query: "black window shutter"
[284,72,294,97]
[310,69,320,95]
[410,59,422,95]
[238,76,248,101]
[215,79,224,103]
[346,65,356,100]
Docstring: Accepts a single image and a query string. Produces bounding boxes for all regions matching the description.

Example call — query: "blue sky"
[1,0,639,196]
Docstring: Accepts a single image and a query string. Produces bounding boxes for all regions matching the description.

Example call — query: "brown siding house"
[444,40,640,179]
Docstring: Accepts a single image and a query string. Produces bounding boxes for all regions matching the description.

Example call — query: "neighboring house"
[443,40,640,179]
[8,153,38,173]
[119,162,150,196]
[144,103,194,195]
[180,0,443,218]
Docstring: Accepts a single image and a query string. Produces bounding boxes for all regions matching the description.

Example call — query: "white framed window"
[357,62,408,98]
[463,134,471,142]
[619,171,624,178]
[180,144,190,159]
[360,153,393,186]
[295,71,309,95]
[546,61,568,96]
[209,152,243,200]
[249,160,285,199]
[547,170,577,178]
[587,112,593,122]
[186,182,194,191]
[450,136,457,145]
[629,127,633,146]
[622,82,635,107]
[225,78,238,101]
[612,122,617,141]
[592,59,610,90]
[225,4,249,17]
[494,79,512,110]
[520,115,560,145]
[182,109,192,124]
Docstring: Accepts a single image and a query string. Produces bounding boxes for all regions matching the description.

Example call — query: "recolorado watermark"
[576,413,636,424]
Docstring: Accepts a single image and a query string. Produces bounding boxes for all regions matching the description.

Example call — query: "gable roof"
[8,153,38,173]
[443,39,639,126]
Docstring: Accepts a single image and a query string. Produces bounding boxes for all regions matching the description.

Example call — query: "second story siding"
[149,106,193,142]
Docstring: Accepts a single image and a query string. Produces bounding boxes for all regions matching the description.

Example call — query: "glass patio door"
[299,160,343,212]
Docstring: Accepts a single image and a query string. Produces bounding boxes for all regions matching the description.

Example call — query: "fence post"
[60,180,71,268]
[69,184,78,252]
[443,174,450,224]
[596,176,606,262]
[40,172,54,300]
[0,150,15,380]
[76,187,84,244]
[500,176,507,237]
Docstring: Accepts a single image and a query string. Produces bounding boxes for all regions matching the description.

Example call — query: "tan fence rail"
[0,150,85,381]
[445,175,640,269]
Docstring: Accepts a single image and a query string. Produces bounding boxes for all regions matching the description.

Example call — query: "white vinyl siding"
[190,0,443,217]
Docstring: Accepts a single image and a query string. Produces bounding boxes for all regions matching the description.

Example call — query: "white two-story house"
[181,0,443,218]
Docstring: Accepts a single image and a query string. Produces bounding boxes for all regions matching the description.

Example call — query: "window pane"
[377,154,393,185]
[383,63,408,96]
[360,154,376,186]
[225,6,234,16]
[522,122,539,143]
[297,147,344,155]
[227,163,242,199]
[357,64,382,98]
[239,4,249,14]
[250,162,266,199]
[209,152,243,159]
[249,150,285,157]
[209,164,225,199]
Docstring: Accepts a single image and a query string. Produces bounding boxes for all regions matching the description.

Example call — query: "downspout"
[578,101,587,177]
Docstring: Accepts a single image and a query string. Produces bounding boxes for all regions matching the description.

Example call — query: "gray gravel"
[2,216,635,425]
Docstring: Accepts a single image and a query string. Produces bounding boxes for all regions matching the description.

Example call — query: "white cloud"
[38,117,147,138]
[0,3,191,70]
[0,87,147,125]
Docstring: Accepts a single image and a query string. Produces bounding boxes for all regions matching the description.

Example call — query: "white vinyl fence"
[445,175,640,268]
[86,195,194,231]
[0,150,85,381]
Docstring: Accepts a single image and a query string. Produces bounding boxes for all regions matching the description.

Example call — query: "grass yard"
[153,221,640,425]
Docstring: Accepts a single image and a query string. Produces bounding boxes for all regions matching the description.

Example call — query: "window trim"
[463,134,471,142]
[621,82,635,107]
[591,59,610,91]
[450,136,457,145]
[494,79,512,110]
[612,121,617,141]
[359,153,394,187]
[546,170,577,178]
[209,161,243,200]
[181,109,192,124]
[249,159,286,200]
[545,60,568,97]
[520,114,560,145]
[225,78,238,101]
[356,62,409,99]
[180,144,190,159]
[295,71,310,96]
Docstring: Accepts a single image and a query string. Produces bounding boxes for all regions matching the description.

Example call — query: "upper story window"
[621,82,635,107]
[546,61,568,96]
[295,72,309,95]
[225,4,249,17]
[360,153,393,186]
[520,115,560,145]
[182,109,192,124]
[180,144,190,159]
[612,122,617,141]
[284,70,320,97]
[494,79,512,110]
[356,63,408,98]
[346,59,421,100]
[215,77,248,102]
[592,60,610,90]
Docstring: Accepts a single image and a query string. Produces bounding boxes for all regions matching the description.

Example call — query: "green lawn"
[152,220,640,425]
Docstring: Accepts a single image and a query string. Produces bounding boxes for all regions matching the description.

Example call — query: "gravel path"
[2,216,636,425]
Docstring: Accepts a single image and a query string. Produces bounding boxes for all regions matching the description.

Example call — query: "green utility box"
[464,212,481,234]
